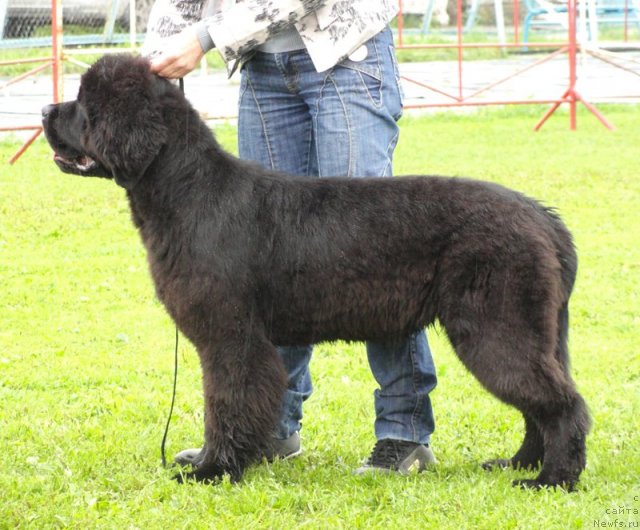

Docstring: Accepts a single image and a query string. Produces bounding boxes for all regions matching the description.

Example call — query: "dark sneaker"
[354,439,436,475]
[174,431,302,467]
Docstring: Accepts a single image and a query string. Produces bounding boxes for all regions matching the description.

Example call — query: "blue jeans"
[237,27,437,445]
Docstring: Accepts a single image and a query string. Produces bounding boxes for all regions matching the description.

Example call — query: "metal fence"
[0,0,158,162]
[0,0,153,47]
[2,0,640,163]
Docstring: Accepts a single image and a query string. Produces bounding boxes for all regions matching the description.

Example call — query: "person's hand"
[149,27,205,79]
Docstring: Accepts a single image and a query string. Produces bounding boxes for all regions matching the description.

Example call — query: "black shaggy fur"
[42,54,590,490]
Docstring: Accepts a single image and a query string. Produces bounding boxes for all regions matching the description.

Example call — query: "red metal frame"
[0,0,63,163]
[396,0,616,130]
[533,0,614,130]
[2,0,627,165]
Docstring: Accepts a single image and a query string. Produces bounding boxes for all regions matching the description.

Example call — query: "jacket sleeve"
[142,0,207,57]
[199,0,326,62]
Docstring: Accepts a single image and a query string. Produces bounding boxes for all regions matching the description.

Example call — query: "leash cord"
[160,77,184,467]
[160,77,185,469]
[161,326,179,468]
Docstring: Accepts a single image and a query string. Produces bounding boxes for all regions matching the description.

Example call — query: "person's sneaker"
[174,431,302,467]
[354,439,436,475]
[262,431,302,461]
[174,447,202,467]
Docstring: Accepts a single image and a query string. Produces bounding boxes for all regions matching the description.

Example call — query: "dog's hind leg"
[482,414,544,471]
[513,301,590,491]
[177,328,287,484]
[440,296,589,491]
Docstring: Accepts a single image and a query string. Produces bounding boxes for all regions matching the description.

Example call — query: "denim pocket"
[337,49,383,107]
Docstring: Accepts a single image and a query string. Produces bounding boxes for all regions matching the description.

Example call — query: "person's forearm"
[144,0,327,78]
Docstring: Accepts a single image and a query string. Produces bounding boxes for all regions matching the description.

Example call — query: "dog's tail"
[542,205,578,373]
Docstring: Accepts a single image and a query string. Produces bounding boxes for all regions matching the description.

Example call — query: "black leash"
[160,76,184,469]
[161,326,179,468]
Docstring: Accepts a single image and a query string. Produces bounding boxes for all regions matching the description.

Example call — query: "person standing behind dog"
[143,0,438,474]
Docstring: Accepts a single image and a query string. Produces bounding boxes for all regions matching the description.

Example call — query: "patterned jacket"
[143,0,399,73]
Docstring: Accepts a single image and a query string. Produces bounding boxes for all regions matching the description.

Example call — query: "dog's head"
[42,54,170,190]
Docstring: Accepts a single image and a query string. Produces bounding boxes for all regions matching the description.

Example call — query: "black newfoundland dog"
[42,54,590,490]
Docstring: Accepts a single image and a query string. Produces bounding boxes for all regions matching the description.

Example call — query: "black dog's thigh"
[438,249,587,490]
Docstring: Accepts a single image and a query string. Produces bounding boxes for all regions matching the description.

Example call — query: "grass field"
[1,105,639,529]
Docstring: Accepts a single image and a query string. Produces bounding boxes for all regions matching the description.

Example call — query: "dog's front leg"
[176,330,287,484]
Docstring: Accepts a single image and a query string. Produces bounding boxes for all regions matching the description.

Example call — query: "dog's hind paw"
[512,478,545,490]
[481,458,512,470]
[512,478,576,492]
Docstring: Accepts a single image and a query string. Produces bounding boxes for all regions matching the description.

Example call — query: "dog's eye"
[75,105,89,128]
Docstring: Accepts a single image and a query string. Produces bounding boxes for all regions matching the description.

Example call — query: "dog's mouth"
[53,152,97,173]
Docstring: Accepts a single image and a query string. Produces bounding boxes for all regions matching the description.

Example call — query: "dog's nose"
[41,104,56,118]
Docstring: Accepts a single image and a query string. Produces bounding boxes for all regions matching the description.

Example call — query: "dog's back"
[231,173,574,345]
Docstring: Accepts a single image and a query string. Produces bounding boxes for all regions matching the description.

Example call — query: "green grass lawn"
[1,106,639,529]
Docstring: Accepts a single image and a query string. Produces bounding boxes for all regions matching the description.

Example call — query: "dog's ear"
[81,55,168,190]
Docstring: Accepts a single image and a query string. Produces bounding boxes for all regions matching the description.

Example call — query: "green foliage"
[1,106,639,528]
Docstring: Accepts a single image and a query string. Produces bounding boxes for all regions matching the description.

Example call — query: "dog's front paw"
[172,456,243,485]
[173,462,225,485]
